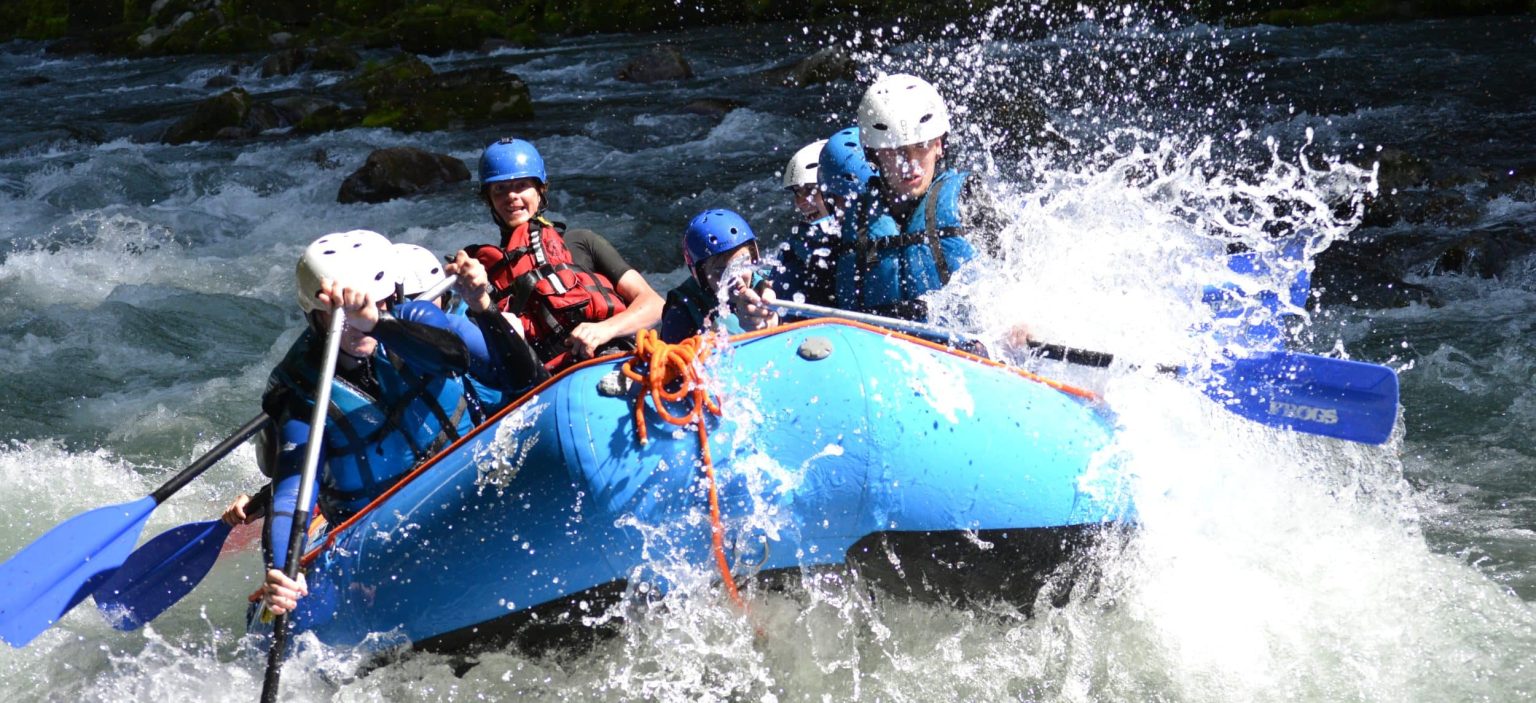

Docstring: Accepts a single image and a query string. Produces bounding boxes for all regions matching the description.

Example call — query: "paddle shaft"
[417,274,456,304]
[770,300,1399,445]
[261,309,345,703]
[149,413,269,505]
[769,299,1169,371]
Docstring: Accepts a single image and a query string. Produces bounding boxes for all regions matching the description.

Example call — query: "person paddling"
[460,137,663,371]
[252,230,546,615]
[660,209,778,343]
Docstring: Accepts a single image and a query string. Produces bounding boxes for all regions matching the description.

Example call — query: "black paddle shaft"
[261,504,312,702]
[771,300,1181,374]
[1026,342,1182,375]
[261,308,344,703]
[149,413,270,505]
[1026,341,1114,368]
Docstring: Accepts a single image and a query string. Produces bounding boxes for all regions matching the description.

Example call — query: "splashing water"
[0,6,1532,701]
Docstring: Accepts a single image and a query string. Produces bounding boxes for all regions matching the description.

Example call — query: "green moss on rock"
[0,0,67,41]
[17,0,1533,57]
[295,104,365,133]
[362,66,534,132]
[341,54,436,99]
[163,88,252,144]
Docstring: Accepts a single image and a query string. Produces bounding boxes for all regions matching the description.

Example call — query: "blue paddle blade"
[1205,351,1400,445]
[0,496,157,647]
[94,519,232,630]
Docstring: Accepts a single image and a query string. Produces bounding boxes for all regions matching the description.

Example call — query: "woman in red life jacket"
[456,137,663,370]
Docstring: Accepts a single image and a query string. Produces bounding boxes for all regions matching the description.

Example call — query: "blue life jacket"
[268,331,475,517]
[774,216,840,308]
[835,170,977,313]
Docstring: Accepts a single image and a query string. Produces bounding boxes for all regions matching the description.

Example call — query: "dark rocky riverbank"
[4,2,1531,312]
[6,1,1533,57]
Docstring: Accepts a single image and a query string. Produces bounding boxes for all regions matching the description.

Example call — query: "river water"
[0,9,1532,702]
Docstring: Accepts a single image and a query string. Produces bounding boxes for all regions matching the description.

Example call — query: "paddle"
[769,300,1399,445]
[0,412,269,647]
[261,304,345,703]
[88,276,462,631]
[92,519,233,630]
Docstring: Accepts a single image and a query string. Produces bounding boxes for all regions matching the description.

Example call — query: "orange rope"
[619,329,746,609]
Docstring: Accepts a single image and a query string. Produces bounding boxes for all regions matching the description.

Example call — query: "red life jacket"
[467,217,627,370]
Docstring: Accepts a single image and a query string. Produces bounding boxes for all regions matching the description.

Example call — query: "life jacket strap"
[322,393,373,481]
[841,228,963,257]
[925,189,951,285]
[378,351,466,460]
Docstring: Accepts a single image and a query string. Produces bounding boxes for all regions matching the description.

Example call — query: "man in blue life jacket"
[249,230,547,615]
[836,73,1003,322]
[772,140,842,307]
[660,209,779,343]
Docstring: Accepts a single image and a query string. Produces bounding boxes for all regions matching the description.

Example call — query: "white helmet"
[393,243,445,298]
[295,229,397,313]
[780,139,827,189]
[857,73,951,150]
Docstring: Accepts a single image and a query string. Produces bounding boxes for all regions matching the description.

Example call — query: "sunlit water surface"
[0,10,1532,702]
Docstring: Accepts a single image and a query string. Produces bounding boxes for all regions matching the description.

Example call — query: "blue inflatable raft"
[278,319,1132,654]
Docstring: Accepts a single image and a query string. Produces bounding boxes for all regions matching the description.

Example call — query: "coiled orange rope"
[620,329,746,609]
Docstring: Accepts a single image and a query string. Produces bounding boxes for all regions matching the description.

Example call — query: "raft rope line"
[619,328,748,610]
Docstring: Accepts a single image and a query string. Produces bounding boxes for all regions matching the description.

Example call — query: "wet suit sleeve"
[466,308,550,392]
[371,301,472,377]
[564,228,634,283]
[770,242,805,299]
[392,299,489,374]
[393,299,546,393]
[262,415,321,571]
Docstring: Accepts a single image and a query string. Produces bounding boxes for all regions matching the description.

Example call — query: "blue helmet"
[683,209,757,273]
[479,137,547,185]
[817,126,877,198]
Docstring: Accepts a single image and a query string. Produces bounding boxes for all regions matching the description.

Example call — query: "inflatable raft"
[276,318,1132,654]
